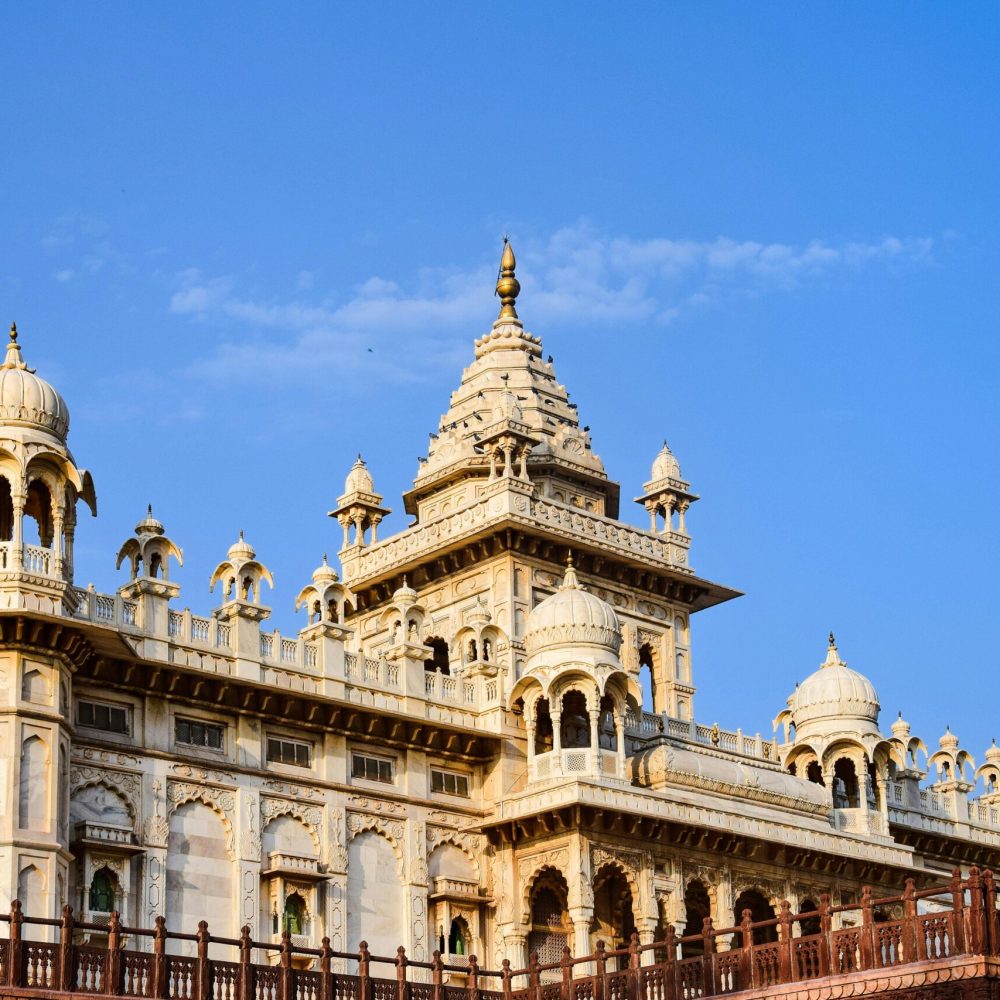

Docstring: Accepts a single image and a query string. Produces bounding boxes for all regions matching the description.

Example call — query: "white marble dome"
[650,441,681,482]
[524,561,621,656]
[0,327,70,440]
[344,455,375,495]
[789,636,880,729]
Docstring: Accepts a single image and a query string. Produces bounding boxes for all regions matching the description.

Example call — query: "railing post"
[661,928,676,1000]
[949,870,967,955]
[982,868,999,954]
[700,917,714,998]
[432,951,445,1000]
[239,926,253,1000]
[152,917,169,1000]
[468,953,480,1000]
[629,931,642,1000]
[59,904,77,992]
[196,920,211,1000]
[903,878,922,962]
[8,900,23,988]
[280,931,294,1000]
[528,951,541,1000]
[967,868,986,955]
[359,941,372,1000]
[817,895,831,978]
[320,937,334,1000]
[739,910,753,990]
[500,958,512,1000]
[106,910,123,996]
[560,947,572,1000]
[396,946,410,1000]
[859,887,875,970]
[777,901,792,984]
[593,940,607,1000]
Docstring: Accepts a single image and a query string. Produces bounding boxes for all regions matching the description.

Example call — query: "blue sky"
[2,4,998,769]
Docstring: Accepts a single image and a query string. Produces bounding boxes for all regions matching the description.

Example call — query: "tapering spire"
[560,550,581,590]
[3,321,27,370]
[495,239,520,321]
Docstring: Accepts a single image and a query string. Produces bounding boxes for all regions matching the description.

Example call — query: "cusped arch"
[69,773,139,827]
[591,855,643,911]
[166,788,235,857]
[346,816,405,874]
[428,832,481,879]
[260,801,321,852]
[520,861,569,926]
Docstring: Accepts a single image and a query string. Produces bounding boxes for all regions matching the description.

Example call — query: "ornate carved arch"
[260,797,322,852]
[69,766,140,826]
[518,851,569,926]
[427,826,481,877]
[166,780,235,857]
[590,846,644,909]
[346,811,405,873]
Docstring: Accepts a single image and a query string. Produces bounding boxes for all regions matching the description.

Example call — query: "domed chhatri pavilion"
[0,248,997,992]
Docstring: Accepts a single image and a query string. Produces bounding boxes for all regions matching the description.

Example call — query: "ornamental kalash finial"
[495,238,520,321]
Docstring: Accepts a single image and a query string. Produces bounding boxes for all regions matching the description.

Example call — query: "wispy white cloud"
[169,223,934,395]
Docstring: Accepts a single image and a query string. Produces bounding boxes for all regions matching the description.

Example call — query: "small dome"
[525,559,621,656]
[344,454,375,495]
[939,727,960,753]
[650,441,681,482]
[392,577,418,606]
[985,740,1000,765]
[891,712,911,739]
[227,531,256,562]
[312,554,339,585]
[135,504,165,537]
[492,390,523,423]
[0,325,70,440]
[789,635,880,729]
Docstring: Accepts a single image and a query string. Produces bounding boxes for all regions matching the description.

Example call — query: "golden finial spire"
[9,321,17,342]
[495,238,520,321]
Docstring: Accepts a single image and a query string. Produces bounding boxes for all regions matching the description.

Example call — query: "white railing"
[432,877,481,897]
[832,808,889,837]
[22,544,52,575]
[265,852,320,875]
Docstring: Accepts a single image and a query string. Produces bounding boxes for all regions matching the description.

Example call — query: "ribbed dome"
[227,531,256,562]
[344,455,375,494]
[0,327,70,440]
[650,441,681,482]
[524,560,621,656]
[790,636,880,728]
[311,554,339,585]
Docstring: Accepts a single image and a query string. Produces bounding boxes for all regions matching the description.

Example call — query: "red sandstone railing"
[1,869,997,1000]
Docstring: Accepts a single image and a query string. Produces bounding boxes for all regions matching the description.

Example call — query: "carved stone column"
[237,788,261,935]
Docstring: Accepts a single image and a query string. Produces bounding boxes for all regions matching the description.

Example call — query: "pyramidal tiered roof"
[404,242,616,515]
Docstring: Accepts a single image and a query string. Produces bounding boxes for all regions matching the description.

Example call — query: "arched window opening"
[424,637,450,675]
[787,762,797,776]
[598,694,617,750]
[682,880,710,957]
[807,762,824,786]
[281,893,307,935]
[940,761,952,782]
[674,652,686,682]
[677,699,689,721]
[833,759,860,808]
[448,917,468,956]
[560,691,590,749]
[482,637,492,662]
[866,762,879,808]
[0,476,13,541]
[534,699,553,754]
[24,480,53,548]
[467,638,478,663]
[528,873,570,973]
[591,867,636,961]
[988,773,998,794]
[799,899,821,937]
[733,889,778,945]
[89,868,116,913]
[149,553,162,578]
[638,643,656,710]
[242,576,255,602]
